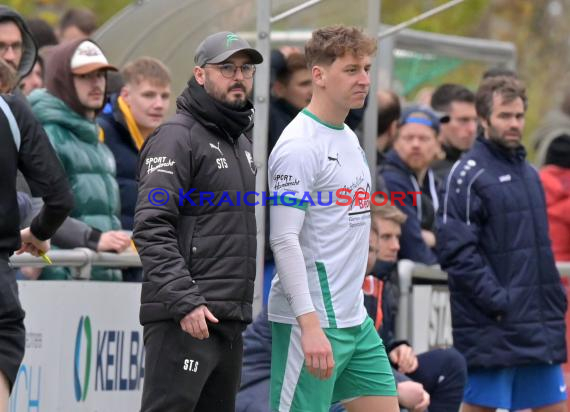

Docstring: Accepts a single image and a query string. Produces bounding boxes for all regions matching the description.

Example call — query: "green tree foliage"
[382,0,568,157]
[3,0,131,28]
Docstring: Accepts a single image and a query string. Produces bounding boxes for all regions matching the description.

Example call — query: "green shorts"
[270,316,397,412]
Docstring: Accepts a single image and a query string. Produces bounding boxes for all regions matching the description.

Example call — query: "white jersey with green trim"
[268,109,371,328]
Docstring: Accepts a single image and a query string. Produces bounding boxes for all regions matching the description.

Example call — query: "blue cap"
[399,104,446,134]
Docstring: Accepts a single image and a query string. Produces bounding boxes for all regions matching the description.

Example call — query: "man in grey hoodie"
[0,6,36,87]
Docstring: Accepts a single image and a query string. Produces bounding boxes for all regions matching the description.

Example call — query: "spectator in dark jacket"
[380,105,441,265]
[438,76,567,412]
[376,89,401,166]
[98,57,170,282]
[430,84,477,182]
[268,51,312,154]
[98,56,171,231]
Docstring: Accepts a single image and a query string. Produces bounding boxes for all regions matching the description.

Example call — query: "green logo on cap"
[226,33,239,48]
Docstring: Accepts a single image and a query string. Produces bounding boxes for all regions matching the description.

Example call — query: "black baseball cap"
[194,31,263,67]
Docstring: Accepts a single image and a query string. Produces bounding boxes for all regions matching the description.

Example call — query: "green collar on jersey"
[301,108,344,130]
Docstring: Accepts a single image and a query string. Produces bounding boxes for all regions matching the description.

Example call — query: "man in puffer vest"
[29,39,129,281]
[438,76,568,411]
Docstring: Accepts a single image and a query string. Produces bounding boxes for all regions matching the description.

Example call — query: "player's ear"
[312,65,326,88]
[194,66,206,86]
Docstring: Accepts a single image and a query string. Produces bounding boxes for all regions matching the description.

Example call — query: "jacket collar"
[176,77,254,142]
[368,260,397,281]
[476,135,527,164]
[116,95,144,151]
[441,143,463,163]
[273,97,301,119]
[384,149,440,213]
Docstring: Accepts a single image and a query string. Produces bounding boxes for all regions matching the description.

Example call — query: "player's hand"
[17,227,50,257]
[421,229,436,248]
[398,381,429,412]
[298,312,335,380]
[389,344,418,373]
[180,305,219,340]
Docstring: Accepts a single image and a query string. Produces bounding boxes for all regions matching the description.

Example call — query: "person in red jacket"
[539,134,570,261]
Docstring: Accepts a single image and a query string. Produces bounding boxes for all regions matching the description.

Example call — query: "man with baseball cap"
[134,31,262,411]
[379,104,441,265]
[29,39,131,281]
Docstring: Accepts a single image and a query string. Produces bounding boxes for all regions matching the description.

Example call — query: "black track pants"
[140,319,244,412]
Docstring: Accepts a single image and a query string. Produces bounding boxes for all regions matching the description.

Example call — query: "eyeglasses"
[0,42,23,55]
[205,63,256,79]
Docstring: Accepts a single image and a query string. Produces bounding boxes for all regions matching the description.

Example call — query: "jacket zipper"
[232,138,253,309]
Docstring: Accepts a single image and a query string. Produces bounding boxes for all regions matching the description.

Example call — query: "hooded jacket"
[438,136,567,369]
[0,6,37,82]
[134,77,257,327]
[29,39,121,281]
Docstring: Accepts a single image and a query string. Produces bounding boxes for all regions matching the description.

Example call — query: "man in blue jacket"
[380,105,442,265]
[98,57,171,231]
[438,76,567,411]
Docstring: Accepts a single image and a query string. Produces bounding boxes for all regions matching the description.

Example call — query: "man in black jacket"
[134,31,262,412]
[430,84,477,182]
[0,92,74,408]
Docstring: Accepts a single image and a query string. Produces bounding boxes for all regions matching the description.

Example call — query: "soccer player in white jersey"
[267,25,399,412]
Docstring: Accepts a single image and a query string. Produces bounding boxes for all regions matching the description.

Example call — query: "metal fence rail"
[10,249,141,280]
[11,251,570,341]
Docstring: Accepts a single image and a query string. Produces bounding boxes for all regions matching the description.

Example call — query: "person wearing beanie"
[380,104,442,265]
